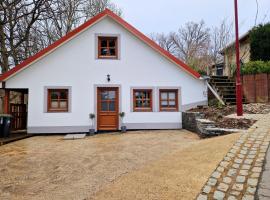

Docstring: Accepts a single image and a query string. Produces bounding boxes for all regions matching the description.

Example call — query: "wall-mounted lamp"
[107,74,111,82]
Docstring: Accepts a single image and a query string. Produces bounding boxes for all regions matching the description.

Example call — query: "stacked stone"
[197,114,270,200]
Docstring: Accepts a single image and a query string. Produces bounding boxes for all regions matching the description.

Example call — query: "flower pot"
[121,126,127,133]
[88,129,95,136]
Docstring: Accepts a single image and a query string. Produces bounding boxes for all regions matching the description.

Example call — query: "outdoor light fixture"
[107,74,111,82]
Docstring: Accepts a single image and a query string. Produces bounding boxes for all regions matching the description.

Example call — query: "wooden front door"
[97,87,119,131]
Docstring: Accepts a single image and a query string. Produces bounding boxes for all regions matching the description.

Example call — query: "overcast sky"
[113,0,270,36]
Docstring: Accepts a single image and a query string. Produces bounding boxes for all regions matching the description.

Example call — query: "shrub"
[250,23,270,61]
[242,61,270,75]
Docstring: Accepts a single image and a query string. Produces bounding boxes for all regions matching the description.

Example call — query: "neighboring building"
[0,9,207,134]
[212,32,250,77]
[211,60,225,77]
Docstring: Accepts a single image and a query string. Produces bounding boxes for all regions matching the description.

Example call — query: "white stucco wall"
[5,16,207,133]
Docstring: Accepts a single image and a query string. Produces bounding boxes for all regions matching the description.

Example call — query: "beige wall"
[223,38,250,76]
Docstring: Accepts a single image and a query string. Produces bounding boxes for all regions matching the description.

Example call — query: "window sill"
[98,56,118,60]
[159,109,179,112]
[133,109,153,112]
[47,110,69,113]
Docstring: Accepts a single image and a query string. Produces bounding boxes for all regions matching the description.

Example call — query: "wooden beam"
[4,90,10,114]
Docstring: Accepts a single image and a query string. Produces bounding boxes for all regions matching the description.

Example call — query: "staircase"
[209,76,238,105]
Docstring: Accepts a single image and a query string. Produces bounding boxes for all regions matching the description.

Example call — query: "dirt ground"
[0,130,240,200]
[189,103,270,129]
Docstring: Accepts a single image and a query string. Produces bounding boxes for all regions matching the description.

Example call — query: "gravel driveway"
[0,130,199,200]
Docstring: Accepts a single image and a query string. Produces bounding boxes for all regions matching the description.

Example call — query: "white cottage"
[0,9,207,134]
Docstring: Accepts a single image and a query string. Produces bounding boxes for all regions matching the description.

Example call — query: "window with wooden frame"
[98,36,118,59]
[47,89,69,112]
[133,89,152,112]
[159,89,178,111]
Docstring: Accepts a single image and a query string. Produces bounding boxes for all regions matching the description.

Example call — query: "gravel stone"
[212,171,221,179]
[238,154,245,159]
[223,177,232,184]
[224,156,231,161]
[249,150,257,155]
[240,150,248,155]
[252,167,262,173]
[232,163,240,169]
[247,154,256,159]
[228,169,237,176]
[227,153,235,158]
[197,194,208,200]
[244,159,253,164]
[235,159,243,164]
[207,178,217,186]
[247,186,256,194]
[230,190,240,196]
[217,183,229,192]
[239,170,249,176]
[202,185,211,194]
[242,164,251,170]
[228,196,237,200]
[250,173,260,178]
[236,176,246,183]
[242,195,254,200]
[232,183,244,191]
[213,191,225,200]
[247,178,258,186]
[217,166,225,173]
[220,161,229,168]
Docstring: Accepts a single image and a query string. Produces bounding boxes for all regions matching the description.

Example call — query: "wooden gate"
[10,104,27,130]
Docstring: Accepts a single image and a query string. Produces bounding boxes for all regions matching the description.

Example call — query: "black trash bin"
[0,114,12,138]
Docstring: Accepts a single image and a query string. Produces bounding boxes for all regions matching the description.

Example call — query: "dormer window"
[98,36,118,59]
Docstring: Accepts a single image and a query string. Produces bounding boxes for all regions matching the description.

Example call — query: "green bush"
[242,61,270,74]
[250,23,270,61]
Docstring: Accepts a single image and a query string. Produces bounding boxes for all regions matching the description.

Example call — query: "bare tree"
[210,19,233,66]
[169,21,210,65]
[0,0,122,74]
[0,0,48,73]
[150,33,175,53]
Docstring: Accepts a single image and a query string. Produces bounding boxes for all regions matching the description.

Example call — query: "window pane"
[135,92,141,98]
[109,48,116,56]
[101,101,108,111]
[161,92,167,100]
[108,91,116,100]
[100,48,108,56]
[143,100,150,107]
[100,39,107,47]
[51,101,58,108]
[60,91,67,99]
[169,101,176,106]
[169,92,176,99]
[109,40,116,47]
[50,92,59,100]
[59,101,67,108]
[135,100,143,107]
[161,100,168,106]
[101,91,108,100]
[109,101,115,111]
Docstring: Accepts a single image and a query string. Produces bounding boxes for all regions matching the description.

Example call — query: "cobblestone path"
[197,114,270,200]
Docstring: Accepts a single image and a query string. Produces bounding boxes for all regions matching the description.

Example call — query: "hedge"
[241,61,270,75]
[250,23,270,61]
